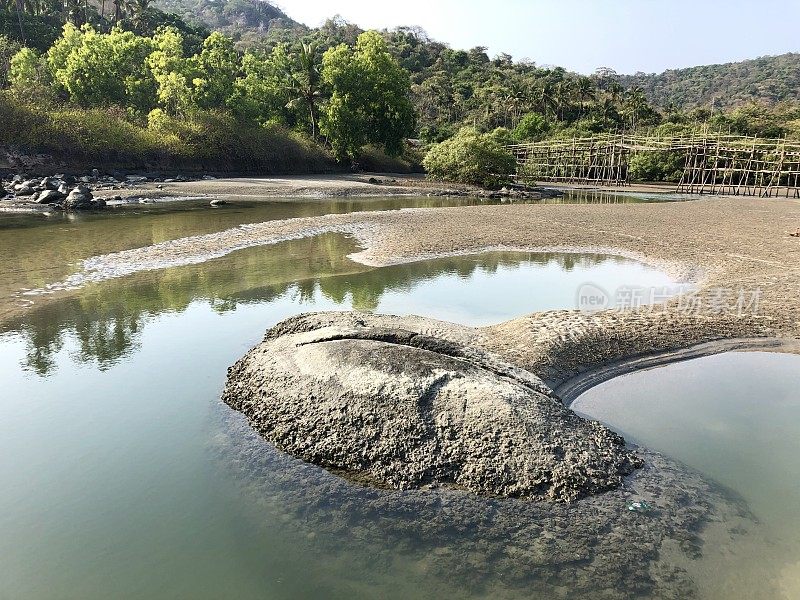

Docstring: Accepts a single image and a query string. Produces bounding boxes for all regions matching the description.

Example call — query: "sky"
[276,0,800,75]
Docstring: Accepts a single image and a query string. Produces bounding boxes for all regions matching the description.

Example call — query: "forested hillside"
[2,0,800,180]
[153,0,307,45]
[619,53,800,110]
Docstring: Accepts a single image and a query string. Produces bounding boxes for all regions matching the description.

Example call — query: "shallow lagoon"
[573,352,800,599]
[0,193,787,599]
[0,221,679,598]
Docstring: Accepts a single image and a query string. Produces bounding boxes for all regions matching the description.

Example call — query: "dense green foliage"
[619,53,800,110]
[0,91,336,172]
[423,127,515,188]
[627,151,684,183]
[4,0,800,183]
[321,31,415,159]
[1,14,416,167]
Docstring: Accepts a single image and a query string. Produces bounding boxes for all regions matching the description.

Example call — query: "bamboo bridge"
[508,133,800,197]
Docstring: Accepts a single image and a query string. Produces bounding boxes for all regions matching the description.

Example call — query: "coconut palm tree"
[623,87,649,130]
[286,43,321,140]
[575,76,596,117]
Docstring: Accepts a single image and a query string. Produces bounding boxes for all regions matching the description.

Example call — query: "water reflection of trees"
[3,234,614,375]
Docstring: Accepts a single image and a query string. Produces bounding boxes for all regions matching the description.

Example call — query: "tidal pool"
[0,195,498,304]
[0,196,702,599]
[572,352,800,600]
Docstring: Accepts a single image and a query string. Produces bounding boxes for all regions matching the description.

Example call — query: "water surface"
[0,197,682,598]
[572,352,800,599]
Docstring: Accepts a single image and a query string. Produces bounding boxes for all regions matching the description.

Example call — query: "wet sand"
[92,173,484,201]
[5,182,800,378]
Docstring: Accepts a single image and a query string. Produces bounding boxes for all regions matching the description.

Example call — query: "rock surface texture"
[222,313,642,502]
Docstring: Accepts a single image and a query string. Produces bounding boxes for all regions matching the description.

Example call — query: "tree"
[575,76,595,116]
[286,42,320,139]
[0,33,21,86]
[189,31,237,109]
[320,30,414,159]
[47,24,156,111]
[125,0,150,30]
[146,26,192,115]
[623,86,656,130]
[229,44,292,124]
[9,45,51,99]
[512,112,550,141]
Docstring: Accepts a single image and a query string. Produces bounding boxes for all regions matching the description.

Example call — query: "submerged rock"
[222,313,642,502]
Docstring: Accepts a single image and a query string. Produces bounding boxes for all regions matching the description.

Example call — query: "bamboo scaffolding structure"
[509,133,800,197]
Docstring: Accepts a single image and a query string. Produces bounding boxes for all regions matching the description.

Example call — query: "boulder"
[222,314,642,502]
[64,185,95,209]
[14,185,35,197]
[35,189,65,204]
[41,177,60,190]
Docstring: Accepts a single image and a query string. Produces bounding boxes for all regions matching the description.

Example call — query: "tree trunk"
[15,0,25,40]
[308,96,317,141]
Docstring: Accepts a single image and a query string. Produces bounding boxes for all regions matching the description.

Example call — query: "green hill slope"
[619,53,800,109]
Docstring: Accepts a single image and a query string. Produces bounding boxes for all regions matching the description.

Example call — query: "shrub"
[627,150,685,182]
[0,34,21,87]
[423,127,516,188]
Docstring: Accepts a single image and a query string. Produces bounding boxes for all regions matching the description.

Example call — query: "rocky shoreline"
[0,170,222,211]
[1,171,561,212]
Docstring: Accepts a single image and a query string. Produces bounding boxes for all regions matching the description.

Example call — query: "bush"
[627,150,685,182]
[423,127,516,188]
[0,33,21,87]
[357,144,423,173]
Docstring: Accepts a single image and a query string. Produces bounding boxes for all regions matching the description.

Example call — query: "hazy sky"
[276,0,800,74]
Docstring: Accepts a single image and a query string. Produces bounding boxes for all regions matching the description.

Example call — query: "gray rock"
[222,314,642,502]
[64,185,95,209]
[41,177,61,190]
[35,189,65,204]
[14,185,35,197]
[209,199,227,206]
[64,195,92,209]
[57,183,70,195]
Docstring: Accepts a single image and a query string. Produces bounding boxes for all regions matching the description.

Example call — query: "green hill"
[619,53,800,109]
[152,0,307,45]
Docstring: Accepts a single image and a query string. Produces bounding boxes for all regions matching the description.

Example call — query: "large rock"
[222,313,642,502]
[35,189,65,204]
[64,185,96,209]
